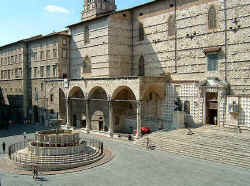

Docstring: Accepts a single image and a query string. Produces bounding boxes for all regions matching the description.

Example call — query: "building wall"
[69,17,110,79]
[108,11,132,77]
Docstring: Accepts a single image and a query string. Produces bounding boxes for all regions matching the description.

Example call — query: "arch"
[143,85,165,100]
[112,86,136,100]
[143,88,162,119]
[68,86,85,99]
[112,86,137,133]
[88,86,108,131]
[138,56,145,76]
[208,5,217,29]
[88,86,107,100]
[168,15,176,36]
[59,88,66,120]
[68,86,85,127]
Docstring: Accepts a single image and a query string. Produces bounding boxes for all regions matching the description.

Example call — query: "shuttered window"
[207,54,218,71]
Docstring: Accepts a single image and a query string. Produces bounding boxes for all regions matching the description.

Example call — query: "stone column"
[109,99,113,136]
[66,98,70,128]
[86,99,91,133]
[136,101,142,139]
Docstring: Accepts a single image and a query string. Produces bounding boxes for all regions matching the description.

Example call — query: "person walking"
[32,166,36,180]
[2,142,5,154]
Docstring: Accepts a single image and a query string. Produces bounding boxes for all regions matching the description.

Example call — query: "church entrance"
[206,92,218,125]
[73,114,77,127]
[33,106,39,123]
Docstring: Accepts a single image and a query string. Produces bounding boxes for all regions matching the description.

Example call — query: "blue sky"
[0,0,152,46]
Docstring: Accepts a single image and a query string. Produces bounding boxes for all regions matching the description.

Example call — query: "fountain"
[9,129,104,171]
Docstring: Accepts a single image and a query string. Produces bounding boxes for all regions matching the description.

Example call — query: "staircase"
[135,126,250,169]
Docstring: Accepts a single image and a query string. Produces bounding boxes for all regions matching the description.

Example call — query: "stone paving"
[1,124,250,186]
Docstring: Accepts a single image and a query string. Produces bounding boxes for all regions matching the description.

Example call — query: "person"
[146,137,149,150]
[2,142,5,154]
[23,132,26,141]
[213,116,217,125]
[35,166,39,179]
[32,166,36,180]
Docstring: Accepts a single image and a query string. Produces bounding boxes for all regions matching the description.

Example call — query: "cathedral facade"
[0,0,250,135]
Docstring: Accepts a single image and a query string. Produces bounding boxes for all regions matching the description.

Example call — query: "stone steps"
[135,128,250,169]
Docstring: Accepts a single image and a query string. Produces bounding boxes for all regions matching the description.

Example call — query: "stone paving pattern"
[0,124,250,186]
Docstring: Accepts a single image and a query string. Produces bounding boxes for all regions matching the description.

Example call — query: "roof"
[0,35,42,49]
[27,30,70,43]
[0,31,70,49]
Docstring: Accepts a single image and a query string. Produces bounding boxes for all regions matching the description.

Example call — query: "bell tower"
[81,0,116,21]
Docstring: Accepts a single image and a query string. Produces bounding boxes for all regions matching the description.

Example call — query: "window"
[40,66,44,77]
[208,6,217,29]
[41,83,44,91]
[139,23,144,41]
[7,57,10,65]
[11,56,14,64]
[207,54,218,71]
[0,58,3,66]
[168,15,176,36]
[46,50,50,59]
[62,48,67,58]
[62,39,67,45]
[34,67,38,78]
[19,68,22,77]
[84,24,90,44]
[50,94,54,103]
[40,51,44,60]
[53,64,57,77]
[15,55,17,63]
[7,70,10,79]
[53,49,57,58]
[46,65,50,77]
[138,56,145,76]
[15,68,18,78]
[82,56,91,73]
[33,52,37,61]
[19,54,22,62]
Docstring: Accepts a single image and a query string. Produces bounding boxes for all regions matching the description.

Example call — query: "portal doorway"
[33,106,39,123]
[73,114,77,127]
[99,117,104,131]
[206,92,218,125]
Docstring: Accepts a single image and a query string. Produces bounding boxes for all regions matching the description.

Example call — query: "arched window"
[168,15,176,36]
[138,56,145,76]
[82,56,91,73]
[208,6,217,29]
[139,23,144,41]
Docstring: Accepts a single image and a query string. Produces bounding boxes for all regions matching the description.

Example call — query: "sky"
[0,0,152,46]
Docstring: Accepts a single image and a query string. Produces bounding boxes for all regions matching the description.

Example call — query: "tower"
[82,0,116,21]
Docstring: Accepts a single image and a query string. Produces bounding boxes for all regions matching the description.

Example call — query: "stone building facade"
[0,0,250,134]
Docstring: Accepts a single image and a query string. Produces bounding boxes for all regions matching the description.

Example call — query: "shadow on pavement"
[0,124,55,138]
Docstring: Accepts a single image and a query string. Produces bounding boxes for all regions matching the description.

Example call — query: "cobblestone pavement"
[1,124,250,186]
